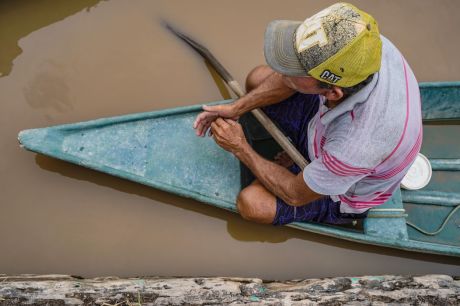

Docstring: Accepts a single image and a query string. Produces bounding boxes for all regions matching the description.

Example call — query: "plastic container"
[401,153,432,190]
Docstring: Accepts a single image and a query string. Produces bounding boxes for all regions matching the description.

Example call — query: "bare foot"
[274,151,294,168]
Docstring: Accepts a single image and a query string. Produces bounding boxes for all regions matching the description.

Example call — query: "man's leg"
[236,180,277,224]
[237,65,310,224]
[237,180,360,226]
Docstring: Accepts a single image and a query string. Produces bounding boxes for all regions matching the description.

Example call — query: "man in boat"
[193,3,422,225]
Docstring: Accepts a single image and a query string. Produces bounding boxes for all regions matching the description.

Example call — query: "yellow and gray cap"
[264,2,382,87]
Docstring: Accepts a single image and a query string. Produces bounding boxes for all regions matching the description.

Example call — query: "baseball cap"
[264,2,382,88]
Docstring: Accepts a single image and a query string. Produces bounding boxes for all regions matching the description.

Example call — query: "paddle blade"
[162,20,233,83]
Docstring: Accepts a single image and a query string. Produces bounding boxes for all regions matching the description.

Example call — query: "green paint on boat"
[18,82,460,257]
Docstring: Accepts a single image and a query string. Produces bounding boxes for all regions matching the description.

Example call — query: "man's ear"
[323,86,344,101]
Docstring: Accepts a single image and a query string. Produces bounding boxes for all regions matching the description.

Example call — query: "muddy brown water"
[1,0,460,279]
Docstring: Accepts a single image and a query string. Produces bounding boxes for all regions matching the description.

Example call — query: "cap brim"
[264,20,307,76]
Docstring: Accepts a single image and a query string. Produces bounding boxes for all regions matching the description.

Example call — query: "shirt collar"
[320,72,379,125]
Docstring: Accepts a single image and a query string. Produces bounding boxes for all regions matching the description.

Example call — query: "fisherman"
[193,3,422,226]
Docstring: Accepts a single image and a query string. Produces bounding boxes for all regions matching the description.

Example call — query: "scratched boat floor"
[1,0,460,279]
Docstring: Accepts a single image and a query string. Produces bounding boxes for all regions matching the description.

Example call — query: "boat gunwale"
[19,99,235,135]
[419,81,460,88]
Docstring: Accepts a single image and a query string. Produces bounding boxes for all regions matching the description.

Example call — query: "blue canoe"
[18,81,460,257]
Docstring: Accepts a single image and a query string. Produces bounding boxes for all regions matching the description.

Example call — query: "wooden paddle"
[164,22,309,169]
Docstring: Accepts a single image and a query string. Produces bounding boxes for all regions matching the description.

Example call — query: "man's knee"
[236,184,276,224]
[245,65,275,92]
[236,189,255,221]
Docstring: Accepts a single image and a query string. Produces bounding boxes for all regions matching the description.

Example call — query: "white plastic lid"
[401,153,432,190]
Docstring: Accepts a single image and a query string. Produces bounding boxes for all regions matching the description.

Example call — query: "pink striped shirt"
[303,36,422,214]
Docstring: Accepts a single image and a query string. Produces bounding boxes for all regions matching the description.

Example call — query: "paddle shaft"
[165,23,309,169]
[227,81,308,169]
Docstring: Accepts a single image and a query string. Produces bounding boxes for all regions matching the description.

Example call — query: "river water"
[1,0,460,279]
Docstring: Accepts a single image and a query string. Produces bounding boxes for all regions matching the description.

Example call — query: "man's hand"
[193,104,239,137]
[210,118,248,154]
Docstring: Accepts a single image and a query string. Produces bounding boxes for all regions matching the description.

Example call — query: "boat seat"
[364,189,409,240]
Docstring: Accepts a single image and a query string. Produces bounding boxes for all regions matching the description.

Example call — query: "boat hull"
[18,82,460,257]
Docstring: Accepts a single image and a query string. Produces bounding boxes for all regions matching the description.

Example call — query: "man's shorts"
[241,92,368,226]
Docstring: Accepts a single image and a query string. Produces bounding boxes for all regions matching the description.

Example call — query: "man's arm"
[211,118,322,206]
[194,72,295,136]
[232,71,295,115]
[236,141,321,206]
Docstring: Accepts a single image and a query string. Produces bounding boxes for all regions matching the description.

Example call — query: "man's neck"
[325,96,346,109]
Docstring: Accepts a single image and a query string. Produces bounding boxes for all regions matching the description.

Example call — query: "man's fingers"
[211,121,223,135]
[213,117,229,129]
[193,112,208,129]
[193,111,217,129]
[196,113,239,138]
[214,117,225,124]
[212,130,224,143]
[193,114,206,129]
[196,124,206,137]
[199,117,228,137]
[202,122,213,137]
[202,104,219,112]
[224,118,238,126]
[196,119,212,137]
[195,120,206,136]
[194,112,220,136]
[203,104,228,114]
